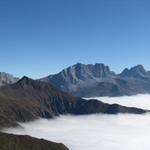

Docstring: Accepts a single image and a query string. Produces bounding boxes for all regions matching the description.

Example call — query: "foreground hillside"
[0,76,146,128]
[0,76,77,128]
[0,132,69,150]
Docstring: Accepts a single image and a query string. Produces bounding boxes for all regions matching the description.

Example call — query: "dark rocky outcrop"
[0,132,69,150]
[41,63,150,97]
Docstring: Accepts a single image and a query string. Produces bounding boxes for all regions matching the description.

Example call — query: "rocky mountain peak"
[61,63,114,80]
[16,76,41,90]
[40,63,150,97]
[131,65,146,73]
[40,63,116,95]
[92,63,113,78]
[18,76,33,84]
[120,65,147,78]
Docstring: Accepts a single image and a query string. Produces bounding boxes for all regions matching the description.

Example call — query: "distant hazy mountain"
[0,72,18,86]
[119,65,149,78]
[0,76,145,129]
[41,63,150,97]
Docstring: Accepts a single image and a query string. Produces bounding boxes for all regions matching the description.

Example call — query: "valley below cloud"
[3,94,150,150]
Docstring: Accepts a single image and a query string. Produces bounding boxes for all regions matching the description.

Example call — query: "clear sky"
[0,0,150,78]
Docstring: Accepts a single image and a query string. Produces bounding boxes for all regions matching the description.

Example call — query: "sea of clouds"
[86,94,150,110]
[3,94,150,150]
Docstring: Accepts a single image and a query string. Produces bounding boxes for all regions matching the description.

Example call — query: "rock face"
[41,63,116,97]
[119,65,149,78]
[0,72,18,86]
[0,76,146,128]
[41,63,150,97]
[0,132,69,150]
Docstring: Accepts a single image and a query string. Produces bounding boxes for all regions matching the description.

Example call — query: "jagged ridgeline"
[41,63,150,97]
[1,63,150,97]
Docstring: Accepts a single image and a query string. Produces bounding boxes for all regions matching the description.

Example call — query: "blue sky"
[0,0,150,78]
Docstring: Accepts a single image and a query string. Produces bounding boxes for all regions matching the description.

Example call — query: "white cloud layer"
[3,94,150,150]
[86,94,150,110]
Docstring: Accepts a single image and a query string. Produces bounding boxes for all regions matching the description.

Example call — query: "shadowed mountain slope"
[0,76,77,128]
[0,76,146,129]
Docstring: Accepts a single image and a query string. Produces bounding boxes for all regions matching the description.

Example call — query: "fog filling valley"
[87,94,150,110]
[3,94,150,150]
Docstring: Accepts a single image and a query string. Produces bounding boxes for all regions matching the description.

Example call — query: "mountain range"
[41,63,150,97]
[1,63,150,97]
[0,64,149,150]
[0,76,146,129]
